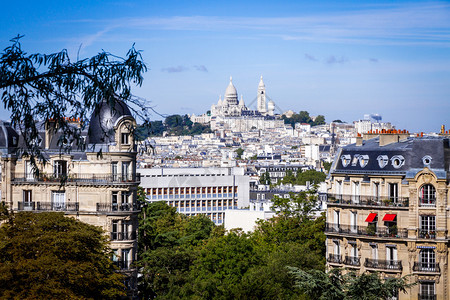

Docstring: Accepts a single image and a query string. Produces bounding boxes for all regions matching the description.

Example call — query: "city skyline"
[1,0,450,132]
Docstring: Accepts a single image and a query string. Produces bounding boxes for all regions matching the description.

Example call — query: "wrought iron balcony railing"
[12,173,140,184]
[418,294,436,300]
[325,223,408,238]
[327,194,409,207]
[327,254,342,264]
[344,256,360,266]
[97,203,140,212]
[110,232,136,241]
[419,197,436,207]
[413,262,440,273]
[364,258,402,270]
[17,201,79,211]
[418,230,436,239]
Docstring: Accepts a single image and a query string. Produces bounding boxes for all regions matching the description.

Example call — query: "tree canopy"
[282,111,326,127]
[280,169,327,186]
[0,35,148,163]
[138,191,326,299]
[0,212,125,299]
[289,268,415,300]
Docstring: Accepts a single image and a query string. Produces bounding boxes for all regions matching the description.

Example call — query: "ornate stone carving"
[407,241,416,252]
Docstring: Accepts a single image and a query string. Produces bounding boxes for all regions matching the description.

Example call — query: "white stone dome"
[268,100,275,110]
[225,76,237,98]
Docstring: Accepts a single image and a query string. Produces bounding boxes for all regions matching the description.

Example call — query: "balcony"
[327,194,409,208]
[325,223,408,239]
[344,256,360,266]
[419,197,436,207]
[110,232,136,241]
[364,258,402,271]
[418,294,436,300]
[12,173,140,184]
[17,201,79,211]
[419,230,436,239]
[413,262,440,273]
[97,203,140,212]
[327,254,342,264]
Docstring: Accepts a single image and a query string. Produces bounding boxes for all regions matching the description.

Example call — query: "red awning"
[365,213,377,223]
[382,214,397,222]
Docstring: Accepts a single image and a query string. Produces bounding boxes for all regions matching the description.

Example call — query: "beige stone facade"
[0,99,140,294]
[326,133,450,300]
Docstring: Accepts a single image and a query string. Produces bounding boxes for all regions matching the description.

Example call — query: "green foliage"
[283,111,326,127]
[0,212,125,299]
[322,161,332,172]
[235,147,244,159]
[289,268,416,300]
[279,169,326,186]
[137,115,212,139]
[259,170,271,185]
[138,196,326,299]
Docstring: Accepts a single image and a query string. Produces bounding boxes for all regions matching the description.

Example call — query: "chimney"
[45,120,57,149]
[356,133,363,146]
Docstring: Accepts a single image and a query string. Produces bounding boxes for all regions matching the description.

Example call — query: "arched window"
[420,184,436,206]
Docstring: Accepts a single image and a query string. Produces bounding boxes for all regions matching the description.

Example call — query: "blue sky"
[1,0,450,132]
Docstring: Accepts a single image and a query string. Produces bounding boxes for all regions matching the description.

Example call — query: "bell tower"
[257,76,267,114]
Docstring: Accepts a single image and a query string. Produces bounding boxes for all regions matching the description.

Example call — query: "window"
[121,249,130,269]
[386,246,397,266]
[23,190,33,210]
[52,191,66,211]
[350,211,357,233]
[121,133,129,145]
[112,192,118,211]
[371,244,378,260]
[122,162,130,181]
[420,215,436,238]
[122,221,131,240]
[420,184,436,206]
[390,155,405,169]
[111,162,118,181]
[54,160,67,177]
[420,281,435,299]
[112,221,118,240]
[25,161,34,181]
[420,249,436,271]
[389,183,398,203]
[352,181,360,203]
[373,182,380,201]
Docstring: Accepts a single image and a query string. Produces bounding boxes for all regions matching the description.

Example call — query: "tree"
[235,147,244,159]
[289,268,415,300]
[259,170,271,185]
[313,114,326,126]
[0,35,148,166]
[0,212,125,299]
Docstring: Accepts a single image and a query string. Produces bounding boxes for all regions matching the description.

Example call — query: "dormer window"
[359,155,369,168]
[422,155,432,167]
[341,154,351,167]
[391,155,405,169]
[121,133,129,145]
[377,155,389,168]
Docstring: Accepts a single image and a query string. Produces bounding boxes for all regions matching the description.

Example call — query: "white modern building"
[139,167,250,225]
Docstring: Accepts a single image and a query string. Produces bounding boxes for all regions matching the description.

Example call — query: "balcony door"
[420,249,436,271]
[23,190,33,210]
[52,191,66,211]
[25,161,34,181]
[352,181,360,203]
[386,246,397,267]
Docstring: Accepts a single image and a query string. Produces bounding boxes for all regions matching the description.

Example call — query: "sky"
[1,0,450,132]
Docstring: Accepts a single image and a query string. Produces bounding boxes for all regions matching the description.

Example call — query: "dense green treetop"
[289,268,416,300]
[282,111,326,127]
[0,212,125,299]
